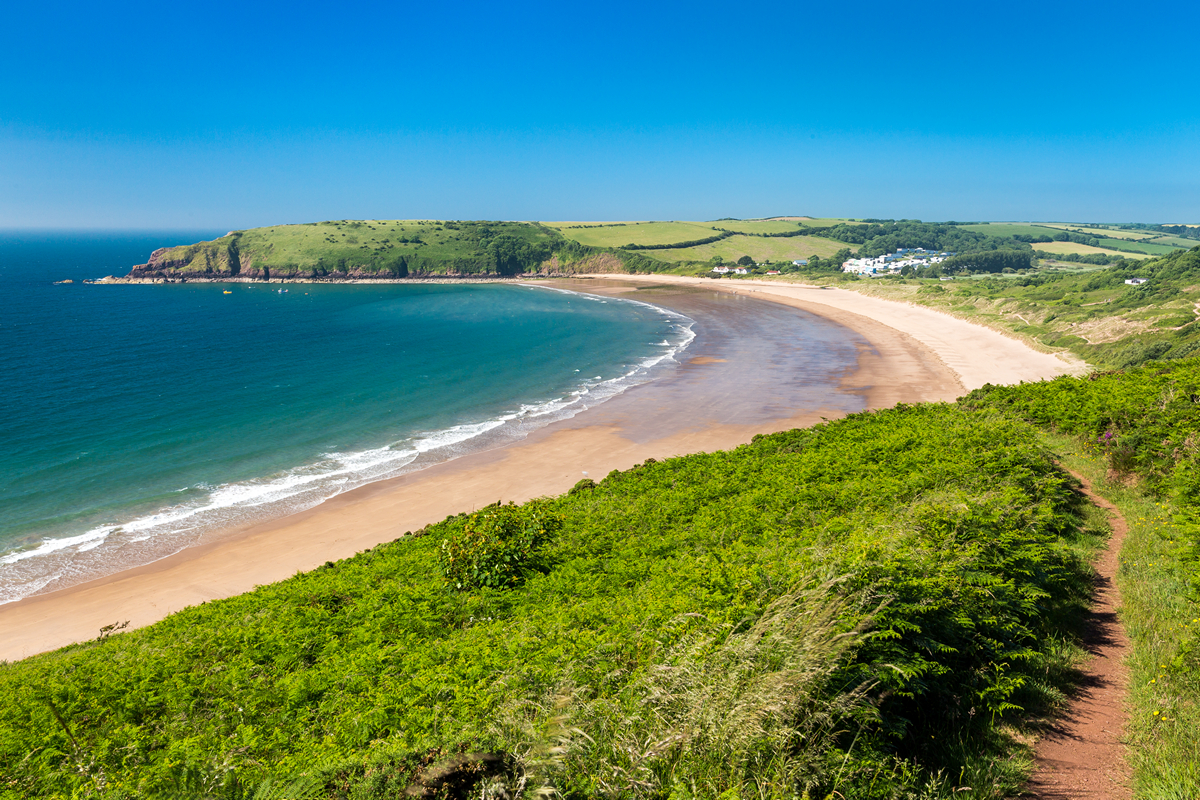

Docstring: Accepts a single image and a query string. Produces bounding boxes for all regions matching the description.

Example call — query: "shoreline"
[578,274,1085,391]
[0,277,1068,661]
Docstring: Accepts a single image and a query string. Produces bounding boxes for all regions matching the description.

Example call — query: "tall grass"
[494,582,874,799]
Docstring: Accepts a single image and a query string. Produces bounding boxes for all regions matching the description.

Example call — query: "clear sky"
[3,0,1197,228]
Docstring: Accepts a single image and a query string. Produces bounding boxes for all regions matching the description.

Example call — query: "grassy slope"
[966,359,1200,797]
[135,218,863,280]
[138,221,569,279]
[708,220,806,235]
[1037,224,1153,240]
[801,246,1200,368]
[958,223,1192,259]
[1035,241,1154,260]
[0,404,1100,800]
[1097,238,1180,256]
[651,234,854,263]
[544,220,860,266]
[958,223,1061,238]
[545,222,720,248]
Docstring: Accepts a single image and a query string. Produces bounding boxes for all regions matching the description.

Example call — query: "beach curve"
[0,277,1073,661]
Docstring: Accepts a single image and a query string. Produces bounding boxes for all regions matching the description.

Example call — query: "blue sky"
[2,0,1197,227]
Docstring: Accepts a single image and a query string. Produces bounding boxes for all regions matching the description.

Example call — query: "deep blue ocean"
[0,231,692,602]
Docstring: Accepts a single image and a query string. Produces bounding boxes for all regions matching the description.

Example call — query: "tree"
[736,255,754,266]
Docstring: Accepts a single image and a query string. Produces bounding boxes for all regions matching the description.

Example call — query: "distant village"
[710,247,953,277]
[837,248,952,276]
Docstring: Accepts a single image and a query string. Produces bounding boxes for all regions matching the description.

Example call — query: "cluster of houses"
[708,248,954,278]
[841,248,952,276]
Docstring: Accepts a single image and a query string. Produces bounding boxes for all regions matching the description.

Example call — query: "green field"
[796,217,862,227]
[547,221,719,248]
[546,219,860,250]
[1039,224,1153,240]
[1096,238,1179,256]
[1035,241,1152,260]
[651,233,855,263]
[706,219,805,235]
[957,223,1060,238]
[1146,234,1200,248]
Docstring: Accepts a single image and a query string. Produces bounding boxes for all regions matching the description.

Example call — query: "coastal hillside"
[831,245,1200,369]
[0,401,1107,799]
[126,221,571,280]
[4,354,1200,797]
[118,218,1200,283]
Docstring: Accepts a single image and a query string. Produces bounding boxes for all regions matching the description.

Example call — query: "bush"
[438,501,562,590]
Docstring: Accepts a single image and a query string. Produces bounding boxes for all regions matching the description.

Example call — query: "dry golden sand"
[0,278,1075,661]
[588,274,1084,390]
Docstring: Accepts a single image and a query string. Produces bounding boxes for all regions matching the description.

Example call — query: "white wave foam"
[0,286,696,604]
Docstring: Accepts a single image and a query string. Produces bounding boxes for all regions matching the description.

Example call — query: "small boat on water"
[223,290,232,294]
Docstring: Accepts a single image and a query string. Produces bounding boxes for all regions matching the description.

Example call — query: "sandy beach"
[584,274,1084,391]
[0,278,1078,661]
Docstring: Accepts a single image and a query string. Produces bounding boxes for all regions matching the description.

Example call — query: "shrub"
[438,501,562,590]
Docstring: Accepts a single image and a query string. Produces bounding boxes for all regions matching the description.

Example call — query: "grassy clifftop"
[123,218,869,280]
[129,220,572,280]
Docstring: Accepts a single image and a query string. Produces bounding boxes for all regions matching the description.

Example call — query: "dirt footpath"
[1023,471,1132,799]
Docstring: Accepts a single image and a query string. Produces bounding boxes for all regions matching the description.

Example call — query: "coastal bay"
[0,277,1073,661]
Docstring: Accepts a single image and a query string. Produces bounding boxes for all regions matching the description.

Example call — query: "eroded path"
[1023,470,1132,799]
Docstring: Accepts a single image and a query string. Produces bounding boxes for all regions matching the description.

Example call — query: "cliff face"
[128,238,240,279]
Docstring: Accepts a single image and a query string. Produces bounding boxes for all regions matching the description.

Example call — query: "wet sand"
[583,274,1082,390]
[0,279,987,661]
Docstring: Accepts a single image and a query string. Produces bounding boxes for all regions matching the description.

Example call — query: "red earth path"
[1022,469,1133,800]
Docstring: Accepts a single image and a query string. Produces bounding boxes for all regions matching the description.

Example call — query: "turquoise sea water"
[0,232,693,602]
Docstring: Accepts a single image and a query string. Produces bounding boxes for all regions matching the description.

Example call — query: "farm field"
[1038,224,1153,240]
[549,221,719,248]
[708,219,806,235]
[1035,241,1152,260]
[958,223,1060,238]
[539,221,643,228]
[796,217,863,227]
[651,233,854,263]
[1096,238,1178,256]
[1146,234,1200,248]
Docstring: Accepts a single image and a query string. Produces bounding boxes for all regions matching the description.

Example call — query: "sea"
[0,231,696,603]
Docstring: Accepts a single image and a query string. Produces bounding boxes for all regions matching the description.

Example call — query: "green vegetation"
[956,224,1061,239]
[1034,241,1152,261]
[834,246,1200,369]
[0,403,1104,799]
[545,219,863,269]
[132,221,570,279]
[1037,224,1153,241]
[547,222,722,250]
[707,219,806,235]
[965,358,1200,797]
[124,217,1199,283]
[651,233,853,264]
[1097,238,1179,256]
